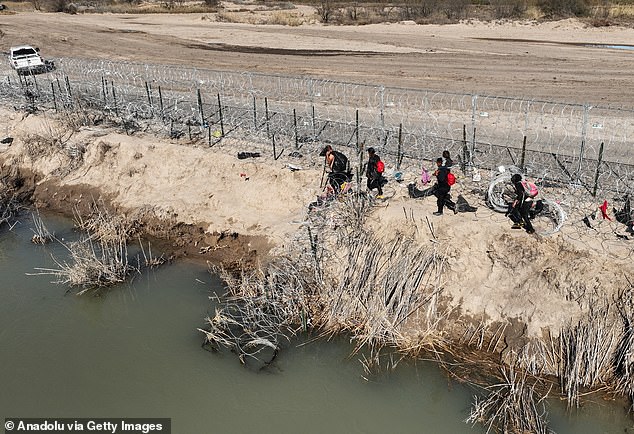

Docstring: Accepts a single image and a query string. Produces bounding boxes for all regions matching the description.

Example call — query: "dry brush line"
[30,209,53,244]
[614,284,634,408]
[200,192,448,370]
[73,201,138,244]
[0,176,23,230]
[199,255,317,367]
[33,234,135,295]
[30,200,140,294]
[466,366,553,434]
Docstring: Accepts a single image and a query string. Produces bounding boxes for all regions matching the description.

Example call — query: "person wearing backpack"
[366,147,386,198]
[509,173,536,234]
[432,157,456,215]
[320,145,351,194]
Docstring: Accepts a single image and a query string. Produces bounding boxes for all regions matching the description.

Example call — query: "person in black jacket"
[509,173,535,234]
[320,145,350,193]
[442,150,453,169]
[432,158,456,215]
[366,147,384,197]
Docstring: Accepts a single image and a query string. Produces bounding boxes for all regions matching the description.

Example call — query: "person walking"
[320,145,350,193]
[366,147,384,198]
[432,157,456,215]
[442,150,453,168]
[509,173,536,234]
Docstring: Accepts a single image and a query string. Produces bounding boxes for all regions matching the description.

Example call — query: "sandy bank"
[1,108,632,344]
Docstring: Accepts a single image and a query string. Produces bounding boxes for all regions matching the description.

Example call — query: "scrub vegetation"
[8,0,634,26]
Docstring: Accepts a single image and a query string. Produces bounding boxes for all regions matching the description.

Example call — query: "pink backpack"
[421,167,431,184]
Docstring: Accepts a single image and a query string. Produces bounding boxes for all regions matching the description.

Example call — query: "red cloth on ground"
[599,200,612,220]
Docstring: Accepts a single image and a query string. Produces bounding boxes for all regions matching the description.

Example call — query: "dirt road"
[1,12,634,108]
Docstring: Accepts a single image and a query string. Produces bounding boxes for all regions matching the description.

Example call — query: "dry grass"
[200,191,448,370]
[30,200,140,294]
[30,209,53,244]
[466,366,553,434]
[217,9,307,25]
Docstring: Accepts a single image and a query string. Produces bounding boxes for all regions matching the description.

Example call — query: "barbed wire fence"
[1,58,632,242]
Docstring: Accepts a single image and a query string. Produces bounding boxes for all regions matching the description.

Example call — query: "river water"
[1,213,632,433]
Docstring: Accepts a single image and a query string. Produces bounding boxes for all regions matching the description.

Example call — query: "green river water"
[0,213,632,433]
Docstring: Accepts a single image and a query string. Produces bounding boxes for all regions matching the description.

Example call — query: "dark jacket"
[513,181,531,204]
[367,154,381,179]
[435,166,450,192]
[330,150,349,174]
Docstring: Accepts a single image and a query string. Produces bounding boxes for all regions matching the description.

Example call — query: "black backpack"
[331,150,349,173]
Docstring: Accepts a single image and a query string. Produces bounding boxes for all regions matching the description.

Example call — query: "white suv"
[9,45,49,75]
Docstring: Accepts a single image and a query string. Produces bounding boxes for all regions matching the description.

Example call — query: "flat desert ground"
[1,11,634,108]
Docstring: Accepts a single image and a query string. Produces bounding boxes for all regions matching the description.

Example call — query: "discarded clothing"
[408,183,435,199]
[614,196,632,226]
[599,200,612,220]
[455,195,478,213]
[237,152,261,159]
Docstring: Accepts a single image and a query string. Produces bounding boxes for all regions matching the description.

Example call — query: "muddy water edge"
[0,198,633,432]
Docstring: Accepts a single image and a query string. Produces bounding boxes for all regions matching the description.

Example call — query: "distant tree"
[317,0,335,23]
[538,0,589,17]
[47,0,69,13]
[490,0,527,18]
[30,0,43,11]
[441,0,469,19]
[203,0,219,6]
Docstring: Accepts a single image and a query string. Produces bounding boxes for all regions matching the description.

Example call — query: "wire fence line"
[1,57,633,201]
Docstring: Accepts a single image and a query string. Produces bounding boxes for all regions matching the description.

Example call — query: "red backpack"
[376,160,385,174]
[447,172,456,186]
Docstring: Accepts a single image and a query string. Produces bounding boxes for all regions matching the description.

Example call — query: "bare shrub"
[316,0,337,23]
[0,189,21,230]
[441,0,469,19]
[538,0,589,17]
[401,0,438,20]
[490,0,527,18]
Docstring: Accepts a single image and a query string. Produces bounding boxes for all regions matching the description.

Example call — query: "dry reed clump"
[30,209,53,244]
[504,288,634,410]
[31,201,140,294]
[0,175,23,230]
[200,192,447,371]
[199,255,316,367]
[73,201,138,244]
[34,235,134,295]
[466,366,553,434]
[614,285,634,408]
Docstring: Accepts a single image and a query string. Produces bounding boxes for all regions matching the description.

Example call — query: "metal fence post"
[379,85,385,131]
[397,123,403,170]
[293,108,298,149]
[577,103,589,182]
[51,82,57,112]
[252,95,257,130]
[197,88,205,128]
[592,141,605,197]
[470,94,477,171]
[158,86,164,121]
[265,97,270,139]
[217,93,224,137]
